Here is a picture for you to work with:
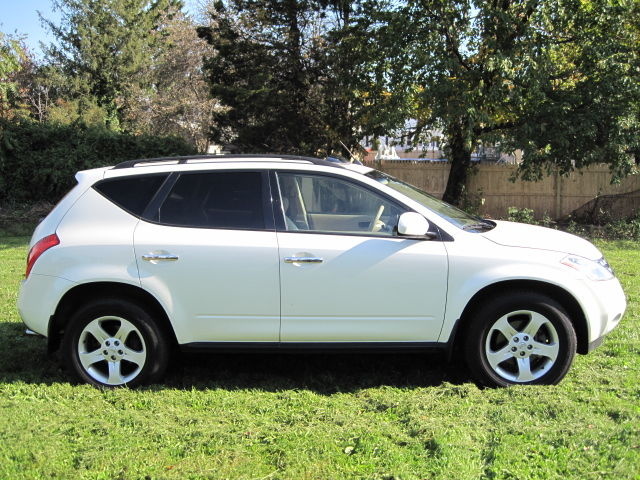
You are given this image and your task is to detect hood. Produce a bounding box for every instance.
[481,220,602,260]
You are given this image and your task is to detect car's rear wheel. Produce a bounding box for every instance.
[464,292,577,387]
[62,299,169,387]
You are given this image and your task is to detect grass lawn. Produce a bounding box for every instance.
[0,235,638,479]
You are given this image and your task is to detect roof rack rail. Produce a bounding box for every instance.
[112,154,338,170]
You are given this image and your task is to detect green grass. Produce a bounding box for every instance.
[0,235,638,480]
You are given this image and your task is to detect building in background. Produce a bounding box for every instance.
[361,121,520,164]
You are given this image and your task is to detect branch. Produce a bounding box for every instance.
[498,0,541,49]
[419,4,472,72]
[473,119,524,135]
[443,27,472,72]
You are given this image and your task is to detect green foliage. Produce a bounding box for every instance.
[42,0,184,129]
[199,0,374,157]
[46,97,110,127]
[200,0,316,154]
[357,0,640,205]
[578,212,640,241]
[564,219,590,238]
[0,34,21,96]
[0,33,28,119]
[459,186,485,216]
[507,206,640,241]
[506,0,640,183]
[11,56,64,123]
[0,237,638,478]
[0,119,195,203]
[507,206,538,225]
[602,215,640,241]
[540,213,555,229]
[6,1,211,144]
[125,10,216,151]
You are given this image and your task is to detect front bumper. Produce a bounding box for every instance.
[580,276,626,345]
[586,336,605,353]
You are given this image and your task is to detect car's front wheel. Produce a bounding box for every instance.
[465,292,577,387]
[62,299,169,387]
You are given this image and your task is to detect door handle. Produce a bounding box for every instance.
[141,253,179,262]
[284,257,324,264]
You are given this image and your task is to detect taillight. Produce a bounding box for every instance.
[25,233,60,278]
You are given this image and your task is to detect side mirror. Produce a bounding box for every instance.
[397,212,433,238]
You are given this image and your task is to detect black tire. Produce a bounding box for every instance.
[62,299,169,388]
[464,291,577,387]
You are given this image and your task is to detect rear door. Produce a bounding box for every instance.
[134,170,281,345]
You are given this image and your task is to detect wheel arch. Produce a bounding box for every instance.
[48,282,177,353]
[452,280,589,356]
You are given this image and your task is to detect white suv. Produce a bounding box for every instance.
[17,155,626,388]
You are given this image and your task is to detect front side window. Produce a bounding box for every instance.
[366,170,494,231]
[277,173,405,235]
[157,171,265,229]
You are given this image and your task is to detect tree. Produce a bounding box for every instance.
[2,35,87,124]
[309,1,409,157]
[361,0,640,205]
[198,0,319,154]
[42,0,184,129]
[0,32,29,119]
[13,57,67,123]
[502,0,640,182]
[198,0,379,157]
[125,10,218,151]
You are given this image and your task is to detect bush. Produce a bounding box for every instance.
[0,119,197,203]
[505,206,640,241]
[460,187,485,216]
[601,214,640,240]
[506,206,538,225]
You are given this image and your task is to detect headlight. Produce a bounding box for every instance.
[560,255,614,281]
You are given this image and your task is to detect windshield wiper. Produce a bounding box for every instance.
[463,221,495,231]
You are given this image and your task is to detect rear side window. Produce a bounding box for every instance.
[94,174,169,217]
[157,171,265,230]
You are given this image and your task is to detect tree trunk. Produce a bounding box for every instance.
[442,120,473,206]
[282,0,306,153]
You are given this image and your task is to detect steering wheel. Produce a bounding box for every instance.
[370,205,385,232]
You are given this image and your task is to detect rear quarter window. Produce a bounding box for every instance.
[94,174,169,217]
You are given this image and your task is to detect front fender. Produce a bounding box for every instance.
[438,250,619,345]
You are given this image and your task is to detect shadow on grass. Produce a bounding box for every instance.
[0,322,67,384]
[164,350,470,393]
[0,322,471,392]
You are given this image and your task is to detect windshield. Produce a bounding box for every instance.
[366,170,491,230]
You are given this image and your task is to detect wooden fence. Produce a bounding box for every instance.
[366,161,640,220]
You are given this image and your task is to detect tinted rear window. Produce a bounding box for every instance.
[94,174,168,216]
[157,171,265,229]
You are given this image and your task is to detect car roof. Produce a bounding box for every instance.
[112,154,346,170]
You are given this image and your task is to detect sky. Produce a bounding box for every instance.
[0,0,202,55]
[0,0,60,53]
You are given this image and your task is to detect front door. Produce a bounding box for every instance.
[275,172,448,343]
